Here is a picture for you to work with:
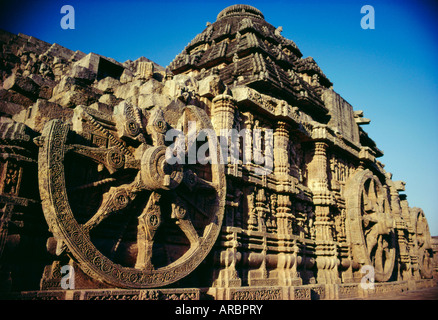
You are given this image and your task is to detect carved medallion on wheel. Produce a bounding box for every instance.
[345,169,396,282]
[37,104,225,288]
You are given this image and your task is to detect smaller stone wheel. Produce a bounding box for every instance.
[346,169,397,282]
[37,104,225,288]
[411,208,433,279]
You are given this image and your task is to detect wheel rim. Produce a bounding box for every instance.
[38,104,225,288]
[412,208,433,279]
[345,169,396,282]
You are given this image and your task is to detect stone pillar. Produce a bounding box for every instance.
[275,243,302,286]
[307,141,339,285]
[276,194,292,236]
[211,93,236,133]
[388,177,411,280]
[213,229,242,288]
[242,112,253,165]
[211,93,237,171]
[307,142,333,239]
[400,195,419,280]
[211,92,241,289]
[255,188,268,232]
[273,121,290,179]
[308,142,329,204]
[264,127,274,176]
[247,190,258,231]
[389,182,402,216]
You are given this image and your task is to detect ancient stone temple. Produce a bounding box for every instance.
[0,4,436,300]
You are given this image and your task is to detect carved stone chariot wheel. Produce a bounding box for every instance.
[412,208,433,279]
[346,169,396,282]
[37,104,225,288]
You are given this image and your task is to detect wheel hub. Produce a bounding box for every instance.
[140,145,183,190]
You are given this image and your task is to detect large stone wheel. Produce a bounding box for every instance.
[345,169,396,282]
[411,208,433,279]
[37,104,225,288]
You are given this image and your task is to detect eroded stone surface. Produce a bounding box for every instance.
[0,4,435,299]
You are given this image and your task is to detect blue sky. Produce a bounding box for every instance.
[1,0,437,235]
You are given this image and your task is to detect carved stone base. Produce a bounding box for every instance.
[1,280,436,300]
[209,279,437,300]
[40,259,112,290]
[1,288,201,300]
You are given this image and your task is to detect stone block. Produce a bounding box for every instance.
[44,43,75,61]
[198,74,225,98]
[50,90,98,109]
[359,146,376,162]
[88,101,114,114]
[38,86,53,100]
[120,68,134,84]
[322,89,360,144]
[50,75,102,106]
[74,53,100,72]
[3,73,40,98]
[0,100,26,117]
[137,93,171,110]
[20,99,74,132]
[27,73,56,88]
[70,64,97,82]
[0,88,34,108]
[139,78,164,95]
[70,50,87,62]
[98,93,122,107]
[289,286,311,300]
[137,61,154,80]
[394,180,406,192]
[52,76,77,96]
[113,80,142,100]
[74,53,124,80]
[94,76,121,94]
[227,287,283,300]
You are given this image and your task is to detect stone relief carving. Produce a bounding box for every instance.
[0,3,435,299]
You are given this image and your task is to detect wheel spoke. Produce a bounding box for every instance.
[171,196,200,248]
[135,192,161,270]
[183,169,217,192]
[177,219,200,248]
[374,235,384,273]
[196,177,217,191]
[110,208,135,259]
[70,177,116,192]
[66,144,126,174]
[83,182,136,232]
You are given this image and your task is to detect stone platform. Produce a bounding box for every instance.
[354,284,438,300]
[1,279,436,300]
